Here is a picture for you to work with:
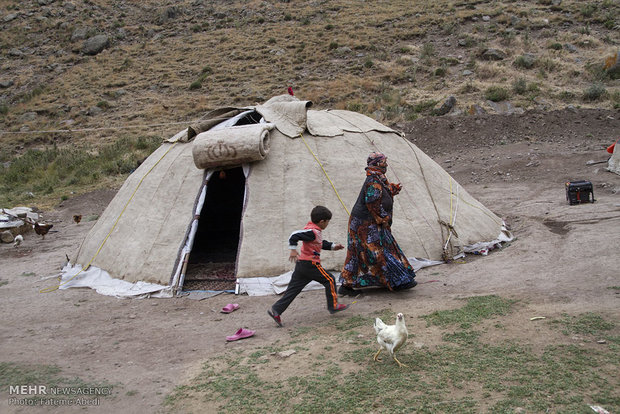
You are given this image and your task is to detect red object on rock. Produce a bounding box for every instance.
[288,86,294,96]
[607,140,617,154]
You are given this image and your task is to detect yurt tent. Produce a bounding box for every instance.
[61,95,512,297]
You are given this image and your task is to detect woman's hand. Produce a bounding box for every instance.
[377,216,391,227]
[391,182,402,195]
[333,243,344,251]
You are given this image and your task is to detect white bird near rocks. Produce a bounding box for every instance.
[13,234,23,247]
[373,313,409,368]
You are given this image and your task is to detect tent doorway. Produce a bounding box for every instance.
[184,167,246,291]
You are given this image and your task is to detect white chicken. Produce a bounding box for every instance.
[373,313,408,368]
[13,234,23,247]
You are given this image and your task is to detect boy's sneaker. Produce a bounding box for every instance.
[329,304,349,314]
[267,309,283,327]
[338,285,361,297]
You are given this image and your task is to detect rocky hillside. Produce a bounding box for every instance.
[0,0,618,205]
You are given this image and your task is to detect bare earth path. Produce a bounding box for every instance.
[1,109,619,413]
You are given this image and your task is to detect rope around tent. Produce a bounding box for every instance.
[40,142,180,293]
[299,132,350,216]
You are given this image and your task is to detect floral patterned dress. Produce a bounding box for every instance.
[340,168,417,290]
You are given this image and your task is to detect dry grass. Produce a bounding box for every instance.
[0,0,618,199]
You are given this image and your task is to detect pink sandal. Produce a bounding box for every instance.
[226,328,255,341]
[221,303,240,314]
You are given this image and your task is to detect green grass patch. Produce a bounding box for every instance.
[0,136,160,207]
[553,312,615,336]
[421,295,515,328]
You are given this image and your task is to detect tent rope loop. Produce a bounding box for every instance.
[438,219,459,239]
[299,132,350,216]
[40,141,180,293]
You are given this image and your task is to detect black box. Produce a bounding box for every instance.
[565,180,594,205]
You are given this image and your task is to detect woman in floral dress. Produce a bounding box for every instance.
[339,152,417,295]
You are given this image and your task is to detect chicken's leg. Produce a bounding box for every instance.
[392,355,407,368]
[373,348,383,362]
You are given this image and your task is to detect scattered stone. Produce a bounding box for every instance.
[468,104,486,115]
[87,106,103,116]
[481,48,506,61]
[81,35,109,55]
[1,230,14,243]
[432,96,456,116]
[0,80,14,88]
[3,13,18,22]
[604,49,620,80]
[563,43,577,53]
[19,112,37,122]
[462,70,473,76]
[276,349,296,358]
[71,27,89,42]
[486,100,524,115]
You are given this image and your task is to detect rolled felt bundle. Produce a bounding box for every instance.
[192,123,274,169]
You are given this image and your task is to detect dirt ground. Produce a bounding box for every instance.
[1,108,619,413]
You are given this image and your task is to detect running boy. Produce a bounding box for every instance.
[268,206,349,327]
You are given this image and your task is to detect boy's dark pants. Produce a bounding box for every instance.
[272,260,339,315]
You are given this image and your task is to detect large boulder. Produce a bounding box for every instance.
[81,35,109,55]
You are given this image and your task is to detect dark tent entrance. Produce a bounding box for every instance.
[183,167,246,291]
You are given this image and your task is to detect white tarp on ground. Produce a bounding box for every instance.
[237,255,448,296]
[59,264,171,298]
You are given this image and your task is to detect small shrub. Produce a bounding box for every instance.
[527,83,540,93]
[513,78,527,95]
[549,42,562,50]
[325,24,334,30]
[346,102,364,112]
[420,43,435,59]
[459,82,478,94]
[580,4,597,18]
[514,55,536,69]
[0,104,7,115]
[329,41,338,50]
[189,80,202,90]
[559,90,576,101]
[611,91,620,109]
[96,100,110,109]
[485,86,510,102]
[582,84,607,101]
[434,67,446,77]
[364,59,374,68]
[413,100,438,113]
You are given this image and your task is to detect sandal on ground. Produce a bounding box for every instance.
[221,303,240,313]
[226,328,255,341]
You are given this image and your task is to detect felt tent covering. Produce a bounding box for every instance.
[68,95,511,296]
